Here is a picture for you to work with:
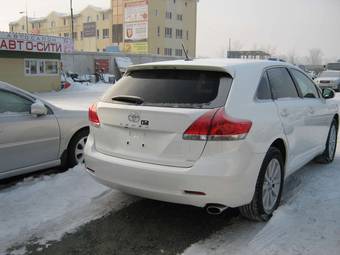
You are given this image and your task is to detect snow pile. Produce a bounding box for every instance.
[0,165,134,255]
[183,144,340,255]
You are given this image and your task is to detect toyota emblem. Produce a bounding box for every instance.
[128,112,140,123]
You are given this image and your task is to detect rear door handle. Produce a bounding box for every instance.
[280,109,289,117]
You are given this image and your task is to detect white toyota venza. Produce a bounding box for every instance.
[85,59,339,221]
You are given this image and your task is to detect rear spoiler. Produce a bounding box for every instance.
[126,64,235,78]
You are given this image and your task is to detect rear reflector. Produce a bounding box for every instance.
[89,103,100,127]
[183,108,252,141]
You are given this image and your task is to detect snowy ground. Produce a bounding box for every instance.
[0,165,135,255]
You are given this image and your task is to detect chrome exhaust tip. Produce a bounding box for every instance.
[205,204,228,215]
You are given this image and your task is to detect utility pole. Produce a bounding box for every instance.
[70,0,74,40]
[19,3,29,34]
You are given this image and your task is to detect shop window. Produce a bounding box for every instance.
[24,59,59,76]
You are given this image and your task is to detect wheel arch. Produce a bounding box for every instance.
[269,138,287,167]
[67,126,90,150]
[334,114,339,128]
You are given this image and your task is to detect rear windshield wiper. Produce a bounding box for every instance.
[112,95,144,105]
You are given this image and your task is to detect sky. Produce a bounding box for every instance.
[0,0,339,61]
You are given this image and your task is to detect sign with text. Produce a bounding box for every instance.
[0,32,74,53]
[83,22,97,38]
[124,0,148,54]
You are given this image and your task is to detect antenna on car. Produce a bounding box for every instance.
[182,43,192,61]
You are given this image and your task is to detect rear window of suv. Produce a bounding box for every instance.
[102,69,232,109]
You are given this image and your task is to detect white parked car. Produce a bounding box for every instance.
[315,70,340,92]
[85,59,339,221]
[0,81,89,180]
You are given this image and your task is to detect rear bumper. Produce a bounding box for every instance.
[84,135,265,208]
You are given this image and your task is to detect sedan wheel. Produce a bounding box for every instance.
[67,129,90,168]
[75,136,88,164]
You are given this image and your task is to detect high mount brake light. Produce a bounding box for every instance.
[183,108,252,141]
[89,103,100,127]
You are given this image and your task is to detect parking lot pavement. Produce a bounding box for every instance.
[1,142,338,255]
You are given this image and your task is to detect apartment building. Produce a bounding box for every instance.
[9,0,197,57]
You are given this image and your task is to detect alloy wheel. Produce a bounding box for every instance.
[262,158,282,214]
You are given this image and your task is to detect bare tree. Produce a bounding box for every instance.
[307,48,323,65]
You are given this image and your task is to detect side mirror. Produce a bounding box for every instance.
[31,101,48,116]
[322,88,335,100]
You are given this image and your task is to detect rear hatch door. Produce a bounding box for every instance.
[94,68,232,167]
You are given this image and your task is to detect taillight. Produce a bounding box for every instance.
[183,108,252,141]
[89,103,100,127]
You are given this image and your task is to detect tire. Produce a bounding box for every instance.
[67,129,89,169]
[239,147,284,222]
[315,119,338,164]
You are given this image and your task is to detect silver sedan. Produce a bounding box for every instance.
[0,81,89,180]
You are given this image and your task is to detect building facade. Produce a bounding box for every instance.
[9,0,197,57]
[0,32,73,92]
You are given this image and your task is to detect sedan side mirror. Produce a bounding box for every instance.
[31,101,48,116]
[322,88,335,100]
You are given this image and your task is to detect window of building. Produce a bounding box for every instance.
[157,48,160,54]
[64,33,70,38]
[24,59,59,76]
[22,25,25,30]
[165,27,172,38]
[112,24,123,43]
[155,9,159,16]
[50,21,55,28]
[175,49,183,57]
[81,31,84,40]
[177,14,183,21]
[164,48,172,56]
[87,16,91,22]
[97,29,100,39]
[11,26,14,32]
[97,15,99,21]
[103,13,109,20]
[165,11,172,19]
[63,18,67,26]
[186,31,189,40]
[176,29,183,39]
[103,28,110,39]
[157,26,161,37]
